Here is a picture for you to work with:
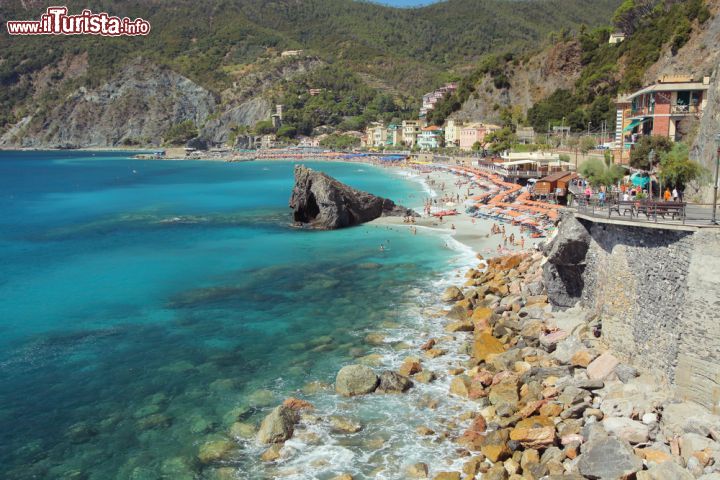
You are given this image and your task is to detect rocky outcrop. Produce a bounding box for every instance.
[256,405,299,444]
[0,59,217,148]
[289,165,415,230]
[200,97,272,145]
[542,211,590,309]
[335,364,379,396]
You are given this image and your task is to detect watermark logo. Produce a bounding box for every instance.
[6,6,151,36]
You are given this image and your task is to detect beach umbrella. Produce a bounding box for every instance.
[630,172,650,187]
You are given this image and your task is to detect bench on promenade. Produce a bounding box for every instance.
[609,200,637,217]
[634,201,686,222]
[647,201,686,221]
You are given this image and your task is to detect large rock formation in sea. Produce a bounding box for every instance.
[289,165,416,230]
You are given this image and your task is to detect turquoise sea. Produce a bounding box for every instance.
[0,151,473,480]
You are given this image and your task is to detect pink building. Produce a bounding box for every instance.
[459,123,500,151]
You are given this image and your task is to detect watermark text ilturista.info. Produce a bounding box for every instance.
[6,6,151,36]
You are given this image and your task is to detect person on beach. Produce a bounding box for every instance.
[451,223,456,230]
[497,244,502,252]
[520,236,525,249]
[501,225,506,235]
[509,233,515,244]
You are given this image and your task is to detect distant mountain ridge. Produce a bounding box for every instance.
[0,0,623,147]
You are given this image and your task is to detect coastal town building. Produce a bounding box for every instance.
[362,122,404,148]
[280,50,304,57]
[419,83,457,117]
[459,123,501,151]
[479,151,575,181]
[401,120,423,147]
[271,104,284,129]
[417,126,443,150]
[387,123,402,146]
[608,32,626,44]
[444,120,463,147]
[517,126,536,144]
[613,75,710,163]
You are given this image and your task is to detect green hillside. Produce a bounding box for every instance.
[0,0,622,137]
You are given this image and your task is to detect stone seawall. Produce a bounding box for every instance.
[544,212,720,413]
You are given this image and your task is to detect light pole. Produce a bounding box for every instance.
[648,149,655,199]
[712,133,720,224]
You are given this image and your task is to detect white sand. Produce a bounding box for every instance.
[373,168,538,258]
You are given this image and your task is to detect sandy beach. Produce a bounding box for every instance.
[373,167,534,257]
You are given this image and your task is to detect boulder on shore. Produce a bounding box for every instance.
[335,364,379,396]
[376,370,413,393]
[289,165,416,229]
[577,436,643,479]
[256,406,299,444]
[542,211,590,308]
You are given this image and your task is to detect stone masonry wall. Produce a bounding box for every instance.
[580,220,693,382]
[561,215,720,412]
[675,230,720,413]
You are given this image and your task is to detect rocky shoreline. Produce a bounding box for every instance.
[230,234,720,480]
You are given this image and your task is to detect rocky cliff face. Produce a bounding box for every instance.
[289,165,415,230]
[542,211,591,309]
[0,60,217,148]
[452,41,583,123]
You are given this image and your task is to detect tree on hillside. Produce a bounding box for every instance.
[613,0,656,35]
[164,120,198,146]
[253,120,276,135]
[485,127,516,154]
[629,135,673,170]
[658,142,707,189]
[580,157,625,187]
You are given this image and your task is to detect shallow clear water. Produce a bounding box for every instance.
[0,151,471,480]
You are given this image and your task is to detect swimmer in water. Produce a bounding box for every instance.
[380,244,385,252]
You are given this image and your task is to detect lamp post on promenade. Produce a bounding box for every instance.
[648,149,655,199]
[712,133,720,225]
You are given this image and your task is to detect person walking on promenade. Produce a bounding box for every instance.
[664,188,672,202]
[672,187,679,202]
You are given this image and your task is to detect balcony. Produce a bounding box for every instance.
[670,104,701,115]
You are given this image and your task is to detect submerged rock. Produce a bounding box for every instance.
[289,165,415,229]
[335,364,379,396]
[330,415,363,433]
[198,439,236,464]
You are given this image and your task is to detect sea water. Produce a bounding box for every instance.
[0,151,481,480]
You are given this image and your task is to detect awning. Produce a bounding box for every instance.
[500,160,538,167]
[623,120,641,132]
